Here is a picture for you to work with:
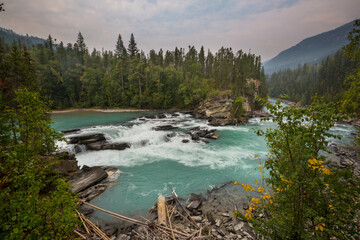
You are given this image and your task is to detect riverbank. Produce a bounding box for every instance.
[51,108,153,114]
[73,139,360,239]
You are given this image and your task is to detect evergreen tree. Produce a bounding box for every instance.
[127,33,139,58]
[199,46,205,74]
[115,34,127,59]
[47,34,54,58]
[76,31,87,54]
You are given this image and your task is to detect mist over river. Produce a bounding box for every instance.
[52,108,356,220]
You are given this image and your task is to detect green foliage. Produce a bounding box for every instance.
[0,89,79,239]
[231,96,246,118]
[344,19,360,62]
[341,69,360,116]
[268,50,358,105]
[0,32,267,110]
[341,19,360,117]
[250,98,360,239]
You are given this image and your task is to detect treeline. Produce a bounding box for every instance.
[268,50,358,105]
[0,32,266,110]
[0,27,46,50]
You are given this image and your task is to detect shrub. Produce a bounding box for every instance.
[238,98,360,239]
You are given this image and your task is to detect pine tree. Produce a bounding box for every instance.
[47,34,54,58]
[199,46,205,74]
[76,32,87,54]
[128,33,139,58]
[115,34,127,59]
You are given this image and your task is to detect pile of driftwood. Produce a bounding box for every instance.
[75,190,207,240]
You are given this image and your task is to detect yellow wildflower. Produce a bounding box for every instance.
[258,186,265,194]
[251,197,260,205]
[254,154,258,158]
[315,223,325,231]
[321,168,331,175]
[234,181,238,185]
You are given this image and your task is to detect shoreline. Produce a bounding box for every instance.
[51,108,155,114]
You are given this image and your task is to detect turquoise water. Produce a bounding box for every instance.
[52,109,355,220]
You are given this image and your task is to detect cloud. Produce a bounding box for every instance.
[1,0,359,60]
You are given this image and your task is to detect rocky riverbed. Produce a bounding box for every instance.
[51,109,359,239]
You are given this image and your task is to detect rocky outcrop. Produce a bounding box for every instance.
[68,133,106,144]
[61,128,81,134]
[194,85,265,126]
[70,166,108,193]
[153,125,178,131]
[195,91,233,120]
[63,132,131,153]
[51,152,80,176]
[87,142,131,151]
[189,128,220,140]
[248,110,272,118]
[327,143,360,177]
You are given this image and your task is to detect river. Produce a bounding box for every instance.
[51,108,355,220]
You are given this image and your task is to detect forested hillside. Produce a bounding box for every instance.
[0,27,46,49]
[0,32,266,110]
[268,49,358,105]
[264,20,354,75]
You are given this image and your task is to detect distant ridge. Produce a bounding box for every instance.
[0,27,46,48]
[263,20,356,75]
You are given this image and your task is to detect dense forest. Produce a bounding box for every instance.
[0,32,266,110]
[0,27,46,49]
[268,49,359,105]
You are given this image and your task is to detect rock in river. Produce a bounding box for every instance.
[68,133,106,144]
[70,166,108,193]
[153,125,178,131]
[87,142,131,151]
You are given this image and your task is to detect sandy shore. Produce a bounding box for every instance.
[51,108,153,114]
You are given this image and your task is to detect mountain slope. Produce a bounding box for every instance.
[0,27,46,48]
[263,20,355,75]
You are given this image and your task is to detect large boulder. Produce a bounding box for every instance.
[70,166,108,193]
[79,184,107,201]
[195,91,233,119]
[61,128,81,134]
[153,125,178,131]
[68,133,106,144]
[51,153,80,176]
[87,142,131,151]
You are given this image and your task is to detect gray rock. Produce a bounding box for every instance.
[144,114,156,119]
[68,133,106,144]
[187,200,202,210]
[61,128,81,134]
[52,153,79,175]
[53,159,79,175]
[154,125,178,131]
[100,223,118,236]
[234,222,245,232]
[206,212,216,225]
[191,133,200,141]
[167,132,176,138]
[87,142,131,151]
[157,113,166,119]
[190,126,200,131]
[70,166,108,193]
[116,234,130,240]
[79,205,94,216]
[188,193,205,202]
[79,184,107,201]
[192,216,203,222]
[216,218,222,227]
[182,139,190,143]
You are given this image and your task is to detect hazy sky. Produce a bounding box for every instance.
[1,0,359,60]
